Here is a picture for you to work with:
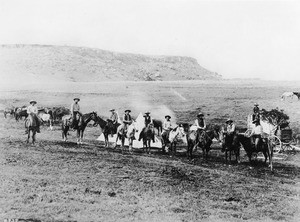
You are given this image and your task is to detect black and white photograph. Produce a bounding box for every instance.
[0,0,300,221]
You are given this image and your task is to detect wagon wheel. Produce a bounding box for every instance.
[268,135,282,152]
[244,129,252,137]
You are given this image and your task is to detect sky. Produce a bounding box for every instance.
[0,0,300,80]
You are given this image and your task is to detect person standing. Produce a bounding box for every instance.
[26,100,40,133]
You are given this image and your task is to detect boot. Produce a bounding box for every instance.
[37,127,40,133]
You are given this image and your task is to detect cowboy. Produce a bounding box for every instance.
[26,100,41,133]
[139,112,155,143]
[122,109,132,132]
[224,118,236,150]
[194,112,206,131]
[144,111,153,127]
[250,118,263,151]
[162,115,173,133]
[253,103,260,121]
[109,109,119,124]
[70,98,81,129]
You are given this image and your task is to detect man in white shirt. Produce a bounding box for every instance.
[250,119,263,150]
[70,98,81,129]
[26,100,40,133]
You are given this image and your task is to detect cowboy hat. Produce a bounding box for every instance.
[73,98,80,101]
[110,109,115,112]
[165,115,171,119]
[226,118,233,123]
[29,100,37,104]
[145,111,150,114]
[197,112,204,117]
[125,109,131,113]
[254,103,259,106]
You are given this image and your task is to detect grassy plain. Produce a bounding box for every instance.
[0,80,300,222]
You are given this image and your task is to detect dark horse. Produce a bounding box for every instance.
[94,116,120,148]
[62,112,98,144]
[234,134,274,170]
[220,131,241,163]
[139,123,155,154]
[25,114,39,144]
[186,127,220,159]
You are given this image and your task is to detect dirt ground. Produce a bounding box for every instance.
[0,80,300,222]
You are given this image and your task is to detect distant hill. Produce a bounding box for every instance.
[0,44,221,83]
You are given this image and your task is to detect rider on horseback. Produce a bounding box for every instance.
[144,111,153,127]
[122,109,132,132]
[26,100,41,133]
[70,98,82,129]
[194,112,206,132]
[222,118,236,152]
[252,103,260,122]
[139,112,155,143]
[109,109,119,136]
[250,118,263,151]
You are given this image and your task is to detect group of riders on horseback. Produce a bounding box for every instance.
[23,98,270,162]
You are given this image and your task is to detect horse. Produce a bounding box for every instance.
[186,126,220,159]
[24,114,39,144]
[61,112,98,144]
[115,121,139,153]
[4,107,15,118]
[38,109,53,130]
[139,123,155,154]
[94,116,120,147]
[234,134,274,170]
[152,119,162,135]
[281,92,297,101]
[219,129,241,163]
[161,125,186,156]
[15,107,28,121]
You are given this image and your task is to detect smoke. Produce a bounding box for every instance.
[129,90,176,122]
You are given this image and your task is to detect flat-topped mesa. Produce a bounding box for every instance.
[0,44,222,82]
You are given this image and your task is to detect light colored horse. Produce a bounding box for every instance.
[281,92,296,100]
[38,112,53,130]
[116,121,139,153]
[126,121,139,153]
[166,125,186,155]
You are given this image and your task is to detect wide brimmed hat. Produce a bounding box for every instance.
[74,98,80,101]
[165,115,171,119]
[254,103,259,106]
[125,109,131,113]
[197,112,204,117]
[226,118,233,123]
[145,111,150,114]
[29,100,37,104]
[110,109,115,112]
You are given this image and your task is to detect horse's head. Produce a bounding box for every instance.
[90,112,98,126]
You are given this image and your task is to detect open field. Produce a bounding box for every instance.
[0,80,300,221]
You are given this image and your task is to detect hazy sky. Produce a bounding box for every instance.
[0,0,300,80]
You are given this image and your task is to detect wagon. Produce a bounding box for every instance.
[246,114,294,152]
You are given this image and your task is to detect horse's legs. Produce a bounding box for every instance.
[236,147,241,163]
[27,129,30,143]
[32,131,36,144]
[76,130,80,144]
[147,139,151,154]
[80,130,83,144]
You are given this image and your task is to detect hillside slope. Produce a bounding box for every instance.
[0,44,221,83]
